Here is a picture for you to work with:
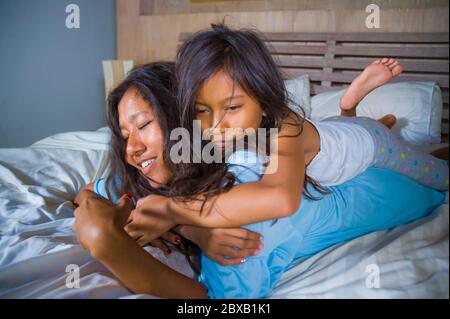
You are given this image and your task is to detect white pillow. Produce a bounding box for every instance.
[310,81,443,145]
[285,74,311,118]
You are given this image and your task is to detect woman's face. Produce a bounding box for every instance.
[194,70,265,149]
[118,88,172,188]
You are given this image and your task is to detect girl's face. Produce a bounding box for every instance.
[118,88,172,188]
[194,70,266,149]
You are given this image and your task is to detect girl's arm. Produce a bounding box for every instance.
[171,226,262,266]
[73,190,207,298]
[167,113,305,228]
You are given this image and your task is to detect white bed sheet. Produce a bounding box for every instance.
[0,129,448,298]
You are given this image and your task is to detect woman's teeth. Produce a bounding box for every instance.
[141,159,155,168]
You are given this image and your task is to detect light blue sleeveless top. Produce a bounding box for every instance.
[93,151,445,299]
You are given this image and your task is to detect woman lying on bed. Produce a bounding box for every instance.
[72,62,446,298]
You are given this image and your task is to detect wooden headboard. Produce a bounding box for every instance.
[179,32,449,143]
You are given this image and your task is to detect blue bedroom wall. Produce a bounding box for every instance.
[0,0,116,148]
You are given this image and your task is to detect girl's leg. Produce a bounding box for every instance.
[343,112,397,129]
[430,147,449,161]
[339,58,403,129]
[340,58,403,113]
[332,116,449,191]
[375,114,397,129]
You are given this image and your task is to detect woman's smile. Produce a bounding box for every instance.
[138,156,157,175]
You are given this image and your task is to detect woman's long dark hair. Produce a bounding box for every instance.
[105,62,180,200]
[105,62,203,272]
[173,23,329,200]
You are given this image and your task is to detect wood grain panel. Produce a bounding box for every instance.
[118,0,449,63]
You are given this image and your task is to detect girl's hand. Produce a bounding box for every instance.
[73,192,133,257]
[138,231,183,257]
[175,225,264,266]
[125,195,177,246]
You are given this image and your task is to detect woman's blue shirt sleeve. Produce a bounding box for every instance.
[92,176,122,204]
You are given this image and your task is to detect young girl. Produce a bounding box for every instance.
[129,23,448,234]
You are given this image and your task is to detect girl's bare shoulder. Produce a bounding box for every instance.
[279,111,320,162]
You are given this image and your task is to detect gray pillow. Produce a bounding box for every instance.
[285,74,311,118]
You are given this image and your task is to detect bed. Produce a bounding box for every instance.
[0,32,448,298]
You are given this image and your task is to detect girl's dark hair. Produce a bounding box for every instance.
[174,23,329,200]
[105,62,180,199]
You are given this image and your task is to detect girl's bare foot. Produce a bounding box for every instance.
[430,147,449,161]
[377,114,397,129]
[340,58,403,112]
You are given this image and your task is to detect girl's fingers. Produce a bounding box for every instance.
[212,255,247,266]
[160,231,182,245]
[219,246,261,259]
[127,230,142,241]
[221,235,263,250]
[124,223,136,233]
[149,239,172,255]
[224,228,262,241]
[133,235,144,246]
[240,239,264,250]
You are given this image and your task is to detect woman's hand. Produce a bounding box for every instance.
[175,225,264,266]
[73,184,99,207]
[72,192,133,257]
[73,192,207,298]
[125,194,177,247]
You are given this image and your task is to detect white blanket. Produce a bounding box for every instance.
[0,129,448,298]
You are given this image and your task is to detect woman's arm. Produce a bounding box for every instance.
[72,192,207,299]
[92,228,207,298]
[166,113,305,228]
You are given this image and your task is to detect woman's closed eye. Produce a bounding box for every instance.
[225,105,242,112]
[195,108,209,115]
[121,120,152,140]
[138,121,152,130]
